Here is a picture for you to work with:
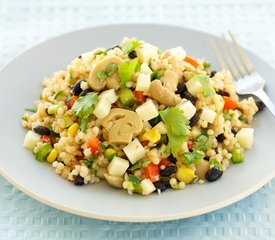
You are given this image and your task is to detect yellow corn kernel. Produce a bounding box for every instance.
[105,148,116,156]
[68,123,79,137]
[141,129,161,144]
[47,149,58,163]
[176,166,195,184]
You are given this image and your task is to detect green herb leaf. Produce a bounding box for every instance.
[72,92,98,132]
[160,107,190,156]
[96,71,108,80]
[193,132,213,152]
[118,59,138,88]
[25,108,37,113]
[180,150,204,165]
[105,63,118,77]
[121,38,141,54]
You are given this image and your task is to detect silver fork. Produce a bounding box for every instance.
[209,32,275,118]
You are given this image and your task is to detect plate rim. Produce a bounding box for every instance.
[0,23,274,222]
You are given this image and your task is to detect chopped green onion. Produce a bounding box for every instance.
[96,71,108,80]
[25,108,37,113]
[105,63,118,77]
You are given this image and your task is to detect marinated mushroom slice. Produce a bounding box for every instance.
[88,56,123,91]
[100,108,143,144]
[106,72,120,90]
[162,70,178,93]
[195,159,210,180]
[104,173,124,188]
[149,80,181,107]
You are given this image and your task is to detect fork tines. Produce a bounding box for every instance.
[209,31,254,80]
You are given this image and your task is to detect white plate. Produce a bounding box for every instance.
[0,24,274,222]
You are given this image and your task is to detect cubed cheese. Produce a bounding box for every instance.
[136,43,159,64]
[23,130,41,150]
[93,98,111,119]
[108,156,129,176]
[123,138,146,164]
[135,99,159,122]
[153,121,167,134]
[200,108,217,124]
[186,77,203,96]
[141,179,156,195]
[99,89,118,104]
[177,99,196,119]
[236,128,254,149]
[135,73,151,92]
[140,63,153,74]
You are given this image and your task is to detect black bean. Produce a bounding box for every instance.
[256,101,265,112]
[79,88,93,97]
[71,80,85,96]
[153,182,166,192]
[180,91,196,105]
[189,113,199,127]
[232,129,238,135]
[205,168,223,182]
[128,50,137,59]
[167,155,177,163]
[74,175,84,186]
[107,45,120,51]
[160,165,178,177]
[216,89,230,97]
[216,134,226,143]
[148,115,162,127]
[210,71,217,78]
[176,83,187,94]
[78,55,82,59]
[33,125,51,135]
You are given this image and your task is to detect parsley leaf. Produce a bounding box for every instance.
[160,107,190,156]
[180,150,205,165]
[193,132,213,152]
[121,38,141,54]
[192,75,215,97]
[72,92,98,132]
[118,59,138,88]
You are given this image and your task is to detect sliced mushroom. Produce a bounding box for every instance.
[162,70,178,92]
[149,80,181,107]
[88,56,123,91]
[106,72,120,90]
[195,159,210,180]
[100,108,143,144]
[104,173,124,188]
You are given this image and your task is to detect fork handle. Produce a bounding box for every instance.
[254,89,275,118]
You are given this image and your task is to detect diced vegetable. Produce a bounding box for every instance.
[99,89,118,104]
[222,96,238,110]
[200,108,217,124]
[186,76,203,96]
[179,150,204,165]
[118,88,135,107]
[140,63,152,74]
[158,158,173,167]
[104,148,116,161]
[104,173,124,189]
[46,105,60,115]
[136,43,159,64]
[143,163,160,182]
[68,123,79,137]
[141,129,161,144]
[93,97,112,119]
[193,133,213,151]
[121,38,141,54]
[176,100,196,120]
[134,91,146,104]
[195,159,210,180]
[108,156,129,176]
[66,96,79,109]
[140,179,156,195]
[184,56,199,67]
[47,149,58,163]
[135,73,151,92]
[153,121,167,135]
[186,75,214,97]
[123,138,146,164]
[235,128,254,149]
[231,148,244,163]
[35,143,53,162]
[87,137,102,155]
[169,46,187,59]
[127,175,143,194]
[135,99,159,122]
[41,135,51,143]
[23,131,41,150]
[176,166,196,184]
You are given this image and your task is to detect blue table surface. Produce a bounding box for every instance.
[0,0,274,239]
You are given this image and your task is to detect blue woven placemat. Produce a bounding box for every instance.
[0,0,275,239]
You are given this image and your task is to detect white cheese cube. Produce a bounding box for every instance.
[186,77,203,96]
[135,99,159,122]
[123,138,146,164]
[136,43,159,64]
[135,73,151,92]
[177,99,196,120]
[153,121,167,134]
[93,98,111,120]
[140,63,153,74]
[141,179,156,195]
[108,156,129,176]
[23,130,41,150]
[200,108,217,124]
[236,128,254,149]
[169,46,187,59]
[99,89,118,104]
